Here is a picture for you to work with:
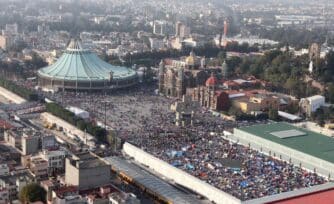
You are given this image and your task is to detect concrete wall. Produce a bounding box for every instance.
[22,137,39,155]
[0,86,26,104]
[40,112,95,146]
[123,142,241,204]
[65,158,110,190]
[64,158,79,188]
[231,129,334,178]
[78,165,110,190]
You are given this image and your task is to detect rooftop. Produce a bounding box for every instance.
[306,95,325,102]
[104,157,205,204]
[236,122,334,163]
[72,152,108,169]
[38,39,137,81]
[272,188,334,204]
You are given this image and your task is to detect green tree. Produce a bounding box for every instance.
[268,108,279,121]
[19,183,46,204]
[284,77,298,95]
[328,84,334,104]
[217,51,226,63]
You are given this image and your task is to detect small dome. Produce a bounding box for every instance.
[205,74,218,87]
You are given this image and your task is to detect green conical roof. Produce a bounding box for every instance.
[38,39,136,81]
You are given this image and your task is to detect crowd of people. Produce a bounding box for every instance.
[139,132,326,200]
[43,86,326,201]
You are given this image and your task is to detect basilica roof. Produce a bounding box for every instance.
[38,39,136,81]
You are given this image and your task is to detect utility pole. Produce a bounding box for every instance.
[104,100,107,131]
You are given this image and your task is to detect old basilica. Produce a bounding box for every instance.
[158,51,230,111]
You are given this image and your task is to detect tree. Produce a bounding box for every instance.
[19,183,46,204]
[217,51,226,63]
[311,108,326,127]
[45,103,107,142]
[328,84,334,104]
[226,56,242,75]
[284,78,298,95]
[0,78,38,101]
[268,108,279,121]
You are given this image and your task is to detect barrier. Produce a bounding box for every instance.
[0,86,26,104]
[123,142,241,204]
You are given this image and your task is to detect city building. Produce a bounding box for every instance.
[15,176,29,195]
[41,135,57,150]
[170,37,183,50]
[232,93,280,113]
[179,25,191,39]
[0,178,16,202]
[4,23,18,35]
[309,43,321,62]
[65,152,110,190]
[40,179,60,203]
[214,35,278,47]
[22,133,40,155]
[153,21,165,35]
[175,21,191,38]
[175,21,182,37]
[40,150,67,176]
[0,164,9,177]
[0,187,9,204]
[4,130,22,149]
[30,157,48,181]
[37,39,138,91]
[149,38,165,51]
[0,35,12,50]
[51,186,86,204]
[299,95,325,116]
[109,192,140,204]
[223,20,228,37]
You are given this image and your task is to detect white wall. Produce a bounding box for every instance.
[40,112,95,146]
[123,142,241,204]
[0,86,26,104]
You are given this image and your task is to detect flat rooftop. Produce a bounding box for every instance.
[104,157,206,204]
[236,122,334,163]
[73,152,108,169]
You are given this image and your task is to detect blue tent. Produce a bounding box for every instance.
[186,164,195,170]
[240,181,248,188]
[172,161,182,167]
